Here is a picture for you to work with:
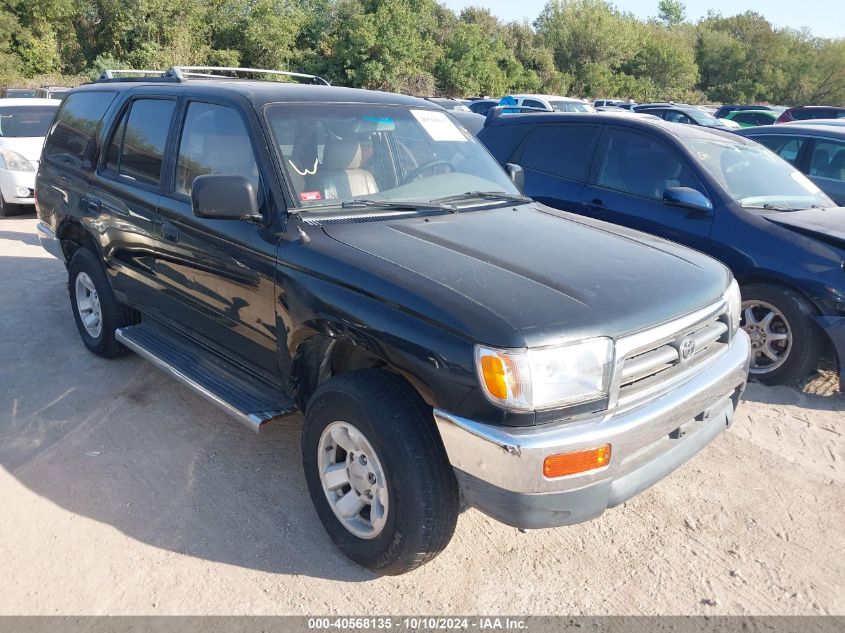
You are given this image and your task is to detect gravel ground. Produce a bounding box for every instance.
[0,214,843,615]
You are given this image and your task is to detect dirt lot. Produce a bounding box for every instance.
[0,214,843,615]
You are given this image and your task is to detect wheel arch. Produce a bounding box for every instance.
[56,218,101,264]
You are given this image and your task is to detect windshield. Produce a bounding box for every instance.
[688,137,834,210]
[0,106,58,137]
[549,100,591,113]
[265,103,519,209]
[685,109,721,126]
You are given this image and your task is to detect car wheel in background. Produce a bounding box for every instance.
[740,283,820,385]
[302,369,459,575]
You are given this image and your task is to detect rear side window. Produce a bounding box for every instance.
[175,102,260,196]
[477,124,533,163]
[44,91,116,169]
[522,99,545,110]
[754,135,806,166]
[809,140,845,181]
[519,125,598,182]
[118,99,175,186]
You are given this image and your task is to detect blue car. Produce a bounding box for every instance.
[478,112,845,387]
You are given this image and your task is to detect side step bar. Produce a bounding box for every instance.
[116,322,296,433]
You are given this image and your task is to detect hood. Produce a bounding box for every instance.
[321,204,730,347]
[763,207,845,246]
[0,137,45,163]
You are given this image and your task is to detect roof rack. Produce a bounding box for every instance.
[165,66,330,86]
[99,69,166,80]
[483,104,553,126]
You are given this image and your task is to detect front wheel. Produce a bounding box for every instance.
[302,369,459,575]
[740,283,820,385]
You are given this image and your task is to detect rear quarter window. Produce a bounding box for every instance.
[44,91,117,170]
[477,124,533,164]
[519,125,599,181]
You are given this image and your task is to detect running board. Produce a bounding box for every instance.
[116,322,296,433]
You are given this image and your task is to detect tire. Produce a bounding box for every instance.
[68,247,132,357]
[740,283,820,385]
[0,195,11,217]
[302,369,459,575]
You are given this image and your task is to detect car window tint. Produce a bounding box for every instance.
[176,102,259,196]
[734,113,754,125]
[117,99,175,186]
[522,99,545,110]
[44,91,116,169]
[594,128,703,199]
[520,125,598,182]
[104,107,128,173]
[809,140,845,181]
[754,135,805,166]
[663,110,690,124]
[477,124,533,163]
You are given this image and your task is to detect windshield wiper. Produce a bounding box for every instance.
[339,199,456,212]
[431,191,533,205]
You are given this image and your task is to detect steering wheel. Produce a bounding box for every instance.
[401,160,455,185]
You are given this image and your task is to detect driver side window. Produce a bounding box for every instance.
[593,128,704,200]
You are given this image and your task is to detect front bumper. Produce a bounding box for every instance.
[36,221,64,260]
[0,168,35,205]
[815,315,845,391]
[434,330,751,529]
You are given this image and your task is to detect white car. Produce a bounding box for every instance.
[502,94,596,113]
[0,98,61,216]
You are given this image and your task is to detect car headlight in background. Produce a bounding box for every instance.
[0,149,35,172]
[725,278,741,335]
[476,338,614,411]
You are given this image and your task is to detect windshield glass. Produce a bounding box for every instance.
[0,105,58,137]
[265,103,519,209]
[685,109,721,126]
[687,136,834,210]
[549,100,590,112]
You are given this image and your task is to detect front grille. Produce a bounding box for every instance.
[616,306,730,405]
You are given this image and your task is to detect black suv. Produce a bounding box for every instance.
[36,67,750,574]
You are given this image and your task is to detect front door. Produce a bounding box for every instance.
[153,98,281,377]
[580,126,714,253]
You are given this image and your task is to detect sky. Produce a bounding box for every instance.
[440,0,845,39]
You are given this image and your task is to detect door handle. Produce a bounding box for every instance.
[586,198,605,211]
[161,223,179,243]
[81,197,100,215]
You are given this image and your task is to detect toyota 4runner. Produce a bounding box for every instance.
[35,67,751,575]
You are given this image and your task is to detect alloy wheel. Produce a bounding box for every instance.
[74,271,103,339]
[741,300,792,374]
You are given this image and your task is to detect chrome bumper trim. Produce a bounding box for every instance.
[434,330,750,495]
[36,221,63,260]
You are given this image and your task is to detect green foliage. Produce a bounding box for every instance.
[0,0,843,107]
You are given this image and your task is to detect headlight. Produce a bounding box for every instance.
[0,149,35,172]
[476,338,614,411]
[725,278,741,335]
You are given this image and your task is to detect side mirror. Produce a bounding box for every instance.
[505,163,525,193]
[663,186,713,213]
[191,174,261,220]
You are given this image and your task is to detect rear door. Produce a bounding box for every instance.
[153,96,282,377]
[806,137,845,205]
[580,126,714,252]
[513,123,600,213]
[88,94,176,308]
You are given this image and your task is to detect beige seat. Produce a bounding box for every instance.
[320,139,378,199]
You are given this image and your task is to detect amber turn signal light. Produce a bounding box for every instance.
[480,354,508,400]
[543,445,611,478]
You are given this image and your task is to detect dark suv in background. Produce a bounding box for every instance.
[36,67,749,574]
[479,112,845,388]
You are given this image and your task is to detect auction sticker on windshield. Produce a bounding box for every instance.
[411,109,467,142]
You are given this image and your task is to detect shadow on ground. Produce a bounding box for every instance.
[0,252,372,582]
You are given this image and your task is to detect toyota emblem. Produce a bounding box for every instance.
[679,337,696,362]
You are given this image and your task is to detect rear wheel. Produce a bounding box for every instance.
[302,369,459,575]
[740,283,820,385]
[68,247,132,357]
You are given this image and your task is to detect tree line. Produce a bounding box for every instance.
[1,0,843,105]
